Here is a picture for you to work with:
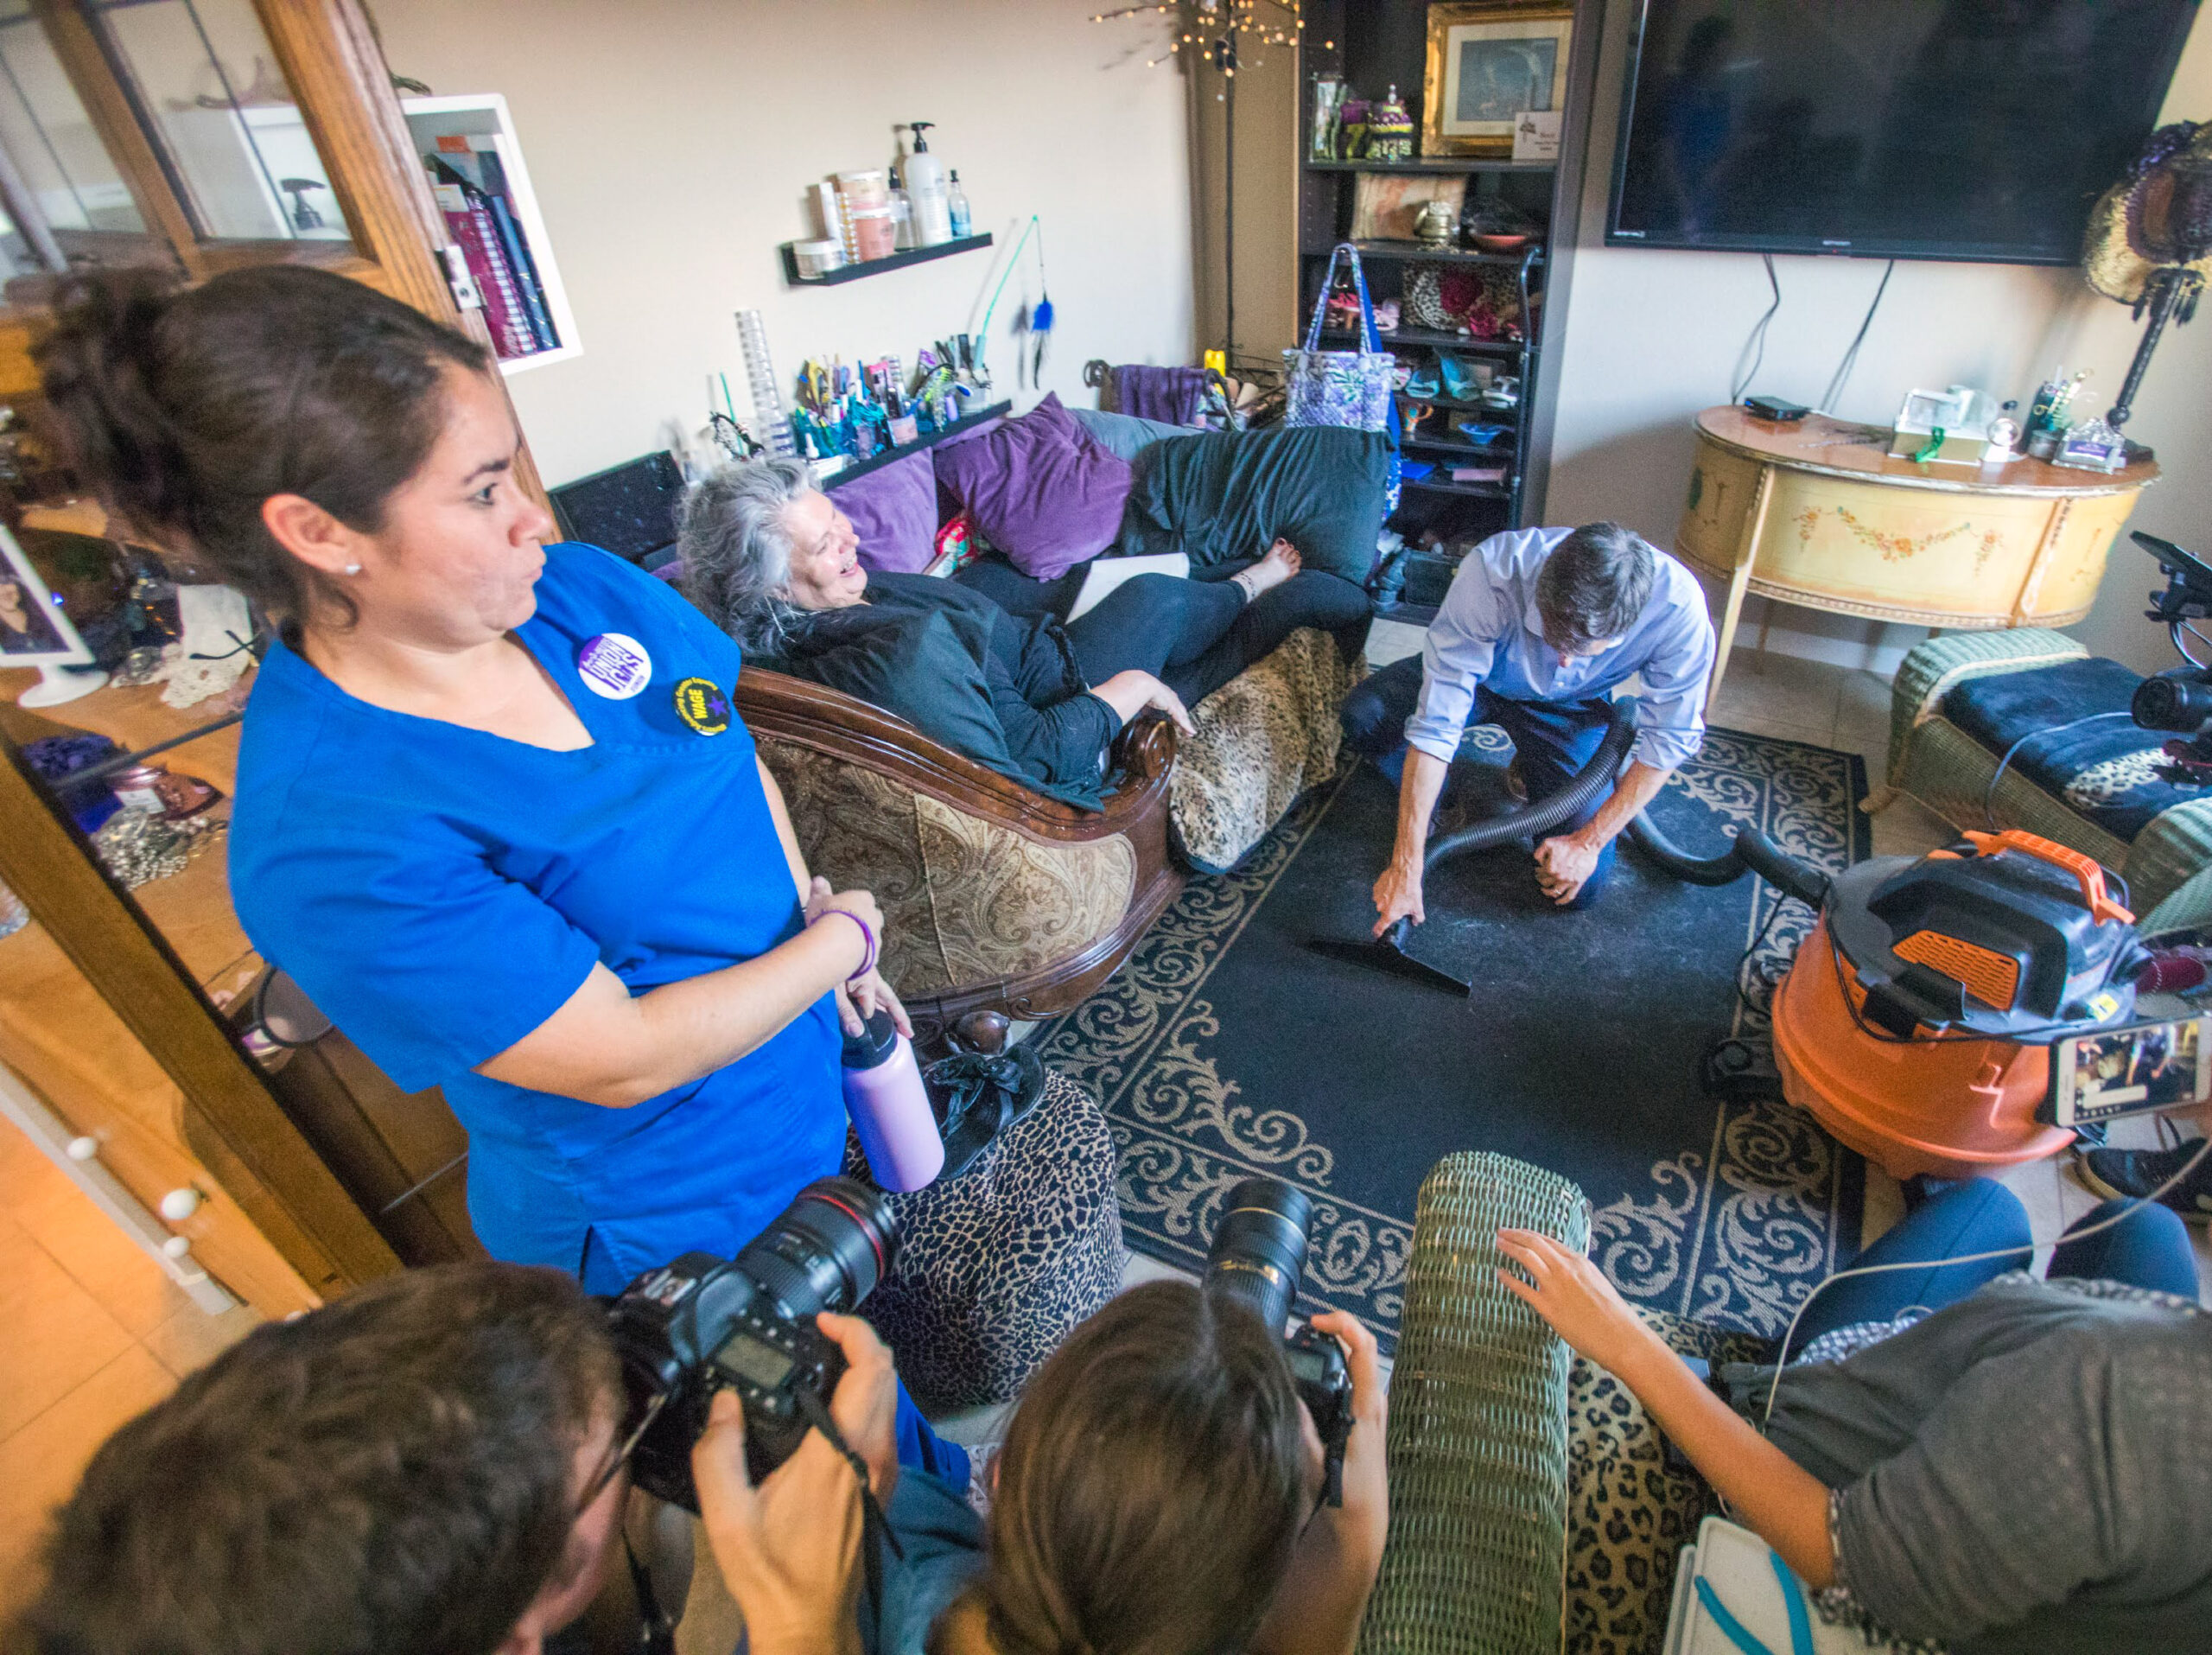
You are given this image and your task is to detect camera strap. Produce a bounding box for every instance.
[620,1533,677,1655]
[792,1382,906,1622]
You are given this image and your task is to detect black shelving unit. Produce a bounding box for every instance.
[779,232,993,288]
[1306,157,1555,175]
[1299,0,1603,623]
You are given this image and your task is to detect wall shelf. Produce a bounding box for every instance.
[817,399,1011,487]
[780,232,994,288]
[401,94,582,378]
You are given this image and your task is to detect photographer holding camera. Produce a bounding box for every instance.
[932,1181,1392,1655]
[10,1178,984,1655]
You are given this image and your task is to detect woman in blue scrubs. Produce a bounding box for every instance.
[37,266,965,1485]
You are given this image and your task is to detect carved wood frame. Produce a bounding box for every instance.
[734,666,1187,1023]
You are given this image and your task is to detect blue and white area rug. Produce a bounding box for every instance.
[1035,728,1869,1351]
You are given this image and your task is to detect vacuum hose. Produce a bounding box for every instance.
[1387,698,1831,949]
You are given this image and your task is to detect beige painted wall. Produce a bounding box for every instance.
[1545,2,2212,677]
[1189,32,1300,361]
[366,0,1199,487]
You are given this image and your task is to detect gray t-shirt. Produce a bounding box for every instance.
[1753,1275,2210,1655]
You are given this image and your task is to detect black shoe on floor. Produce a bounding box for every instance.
[2074,1137,2212,1225]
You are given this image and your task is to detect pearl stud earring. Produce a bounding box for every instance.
[344,562,362,575]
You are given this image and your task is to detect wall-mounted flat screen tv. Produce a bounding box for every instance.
[1607,0,2199,264]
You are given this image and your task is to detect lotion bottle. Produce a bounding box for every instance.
[904,121,953,246]
[947,169,971,239]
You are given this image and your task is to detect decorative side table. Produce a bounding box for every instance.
[1676,407,2158,713]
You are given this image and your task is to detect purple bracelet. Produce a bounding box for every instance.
[814,907,879,983]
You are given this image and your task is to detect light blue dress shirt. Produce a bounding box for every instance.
[1406,526,1718,773]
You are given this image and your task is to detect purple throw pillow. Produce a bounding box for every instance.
[932,392,1133,580]
[830,449,941,575]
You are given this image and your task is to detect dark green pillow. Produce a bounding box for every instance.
[1117,426,1392,582]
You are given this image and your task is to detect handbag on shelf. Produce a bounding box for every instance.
[1285,241,1402,509]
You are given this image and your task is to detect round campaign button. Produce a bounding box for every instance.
[576,633,651,699]
[673,676,731,735]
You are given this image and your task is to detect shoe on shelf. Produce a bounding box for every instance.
[2074,1136,2212,1224]
[1451,417,1511,447]
[1404,366,1440,399]
[1438,354,1481,401]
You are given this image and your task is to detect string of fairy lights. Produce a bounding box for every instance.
[1090,0,1332,74]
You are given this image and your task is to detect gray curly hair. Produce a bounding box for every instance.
[677,455,817,653]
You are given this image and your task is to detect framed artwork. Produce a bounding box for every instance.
[1422,3,1574,157]
[0,525,92,668]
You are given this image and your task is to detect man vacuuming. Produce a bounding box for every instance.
[1343,523,1717,923]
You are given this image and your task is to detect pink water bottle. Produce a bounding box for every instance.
[842,1009,944,1192]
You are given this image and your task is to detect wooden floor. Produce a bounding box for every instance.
[0,1114,260,1614]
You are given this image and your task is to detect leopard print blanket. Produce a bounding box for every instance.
[846,1067,1127,1416]
[1565,1309,1779,1655]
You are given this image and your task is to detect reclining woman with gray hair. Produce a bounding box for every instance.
[677,456,1367,807]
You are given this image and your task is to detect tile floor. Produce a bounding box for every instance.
[0,1115,262,1614]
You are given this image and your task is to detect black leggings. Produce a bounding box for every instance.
[963,557,1374,709]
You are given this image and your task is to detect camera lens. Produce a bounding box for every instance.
[2134,672,2212,732]
[1203,1177,1313,1334]
[735,1175,899,1324]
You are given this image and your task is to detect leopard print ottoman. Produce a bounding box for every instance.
[845,1067,1127,1416]
[1563,1309,1779,1655]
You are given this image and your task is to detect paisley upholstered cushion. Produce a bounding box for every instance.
[755,738,1135,996]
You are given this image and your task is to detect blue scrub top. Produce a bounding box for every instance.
[231,542,844,1292]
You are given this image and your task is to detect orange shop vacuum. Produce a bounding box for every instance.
[1769,829,2153,1180]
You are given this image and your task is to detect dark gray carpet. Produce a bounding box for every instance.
[1036,725,1870,1349]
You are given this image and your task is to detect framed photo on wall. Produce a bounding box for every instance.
[1422,3,1573,157]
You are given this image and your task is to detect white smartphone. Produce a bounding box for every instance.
[2050,1015,2212,1128]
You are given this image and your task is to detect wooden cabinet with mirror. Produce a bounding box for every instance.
[0,0,540,1314]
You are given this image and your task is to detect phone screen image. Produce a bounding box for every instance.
[2056,1017,2210,1125]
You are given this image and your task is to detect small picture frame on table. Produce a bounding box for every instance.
[1,522,106,706]
[1422,2,1573,158]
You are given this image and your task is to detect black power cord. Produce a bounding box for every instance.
[1820,259,1895,413]
[1729,255,1781,404]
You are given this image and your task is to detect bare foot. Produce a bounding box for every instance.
[1236,538,1303,602]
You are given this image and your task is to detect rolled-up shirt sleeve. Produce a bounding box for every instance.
[1625,590,1715,773]
[1403,574,1504,764]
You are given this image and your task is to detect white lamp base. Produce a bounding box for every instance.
[16,662,110,708]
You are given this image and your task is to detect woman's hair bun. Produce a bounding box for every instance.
[31,264,489,627]
[36,271,197,546]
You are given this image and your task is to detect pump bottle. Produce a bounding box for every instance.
[946,169,971,239]
[904,121,953,246]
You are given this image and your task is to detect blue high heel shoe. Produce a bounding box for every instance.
[1438,354,1481,402]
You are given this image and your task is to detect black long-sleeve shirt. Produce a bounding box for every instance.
[766,572,1118,808]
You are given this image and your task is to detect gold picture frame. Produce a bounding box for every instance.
[1421,3,1573,157]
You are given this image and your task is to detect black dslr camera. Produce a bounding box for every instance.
[1203,1177,1357,1506]
[2134,532,2212,784]
[604,1176,899,1511]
